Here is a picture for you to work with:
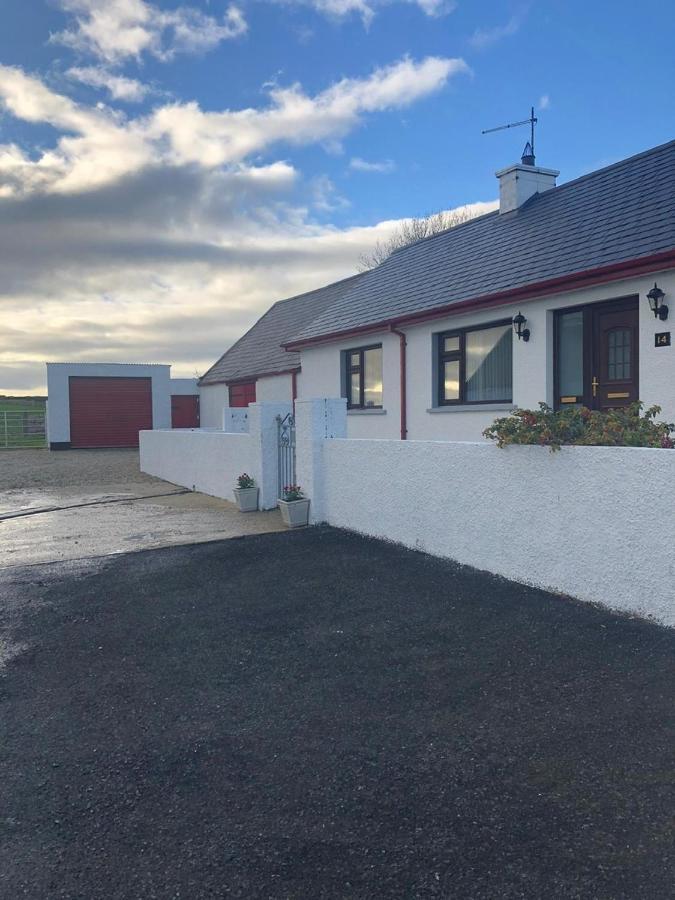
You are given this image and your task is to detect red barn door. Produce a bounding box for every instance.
[171,395,200,428]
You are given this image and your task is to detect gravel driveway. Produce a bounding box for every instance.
[1,527,672,899]
[0,448,159,491]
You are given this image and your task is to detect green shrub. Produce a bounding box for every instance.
[483,402,674,452]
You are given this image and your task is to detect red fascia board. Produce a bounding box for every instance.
[200,367,301,387]
[283,249,675,350]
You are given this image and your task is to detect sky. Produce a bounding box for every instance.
[1,1,674,394]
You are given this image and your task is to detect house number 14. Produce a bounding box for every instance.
[655,332,671,347]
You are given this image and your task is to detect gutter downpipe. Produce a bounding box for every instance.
[389,326,407,440]
[291,370,298,406]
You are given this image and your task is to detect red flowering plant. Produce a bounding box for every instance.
[236,473,256,489]
[483,402,674,452]
[282,484,304,501]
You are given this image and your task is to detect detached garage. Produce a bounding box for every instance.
[46,363,173,450]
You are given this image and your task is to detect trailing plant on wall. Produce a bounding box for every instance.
[483,402,675,452]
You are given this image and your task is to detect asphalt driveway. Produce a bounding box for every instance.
[1,528,673,899]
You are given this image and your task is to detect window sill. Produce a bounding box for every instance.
[347,408,387,416]
[426,403,515,414]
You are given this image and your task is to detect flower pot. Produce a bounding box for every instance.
[278,498,310,528]
[234,487,259,512]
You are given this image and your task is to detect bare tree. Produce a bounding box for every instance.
[358,207,479,272]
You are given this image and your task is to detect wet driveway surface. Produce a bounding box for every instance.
[0,449,283,567]
[0,527,673,899]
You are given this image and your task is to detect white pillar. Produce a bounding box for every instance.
[222,406,249,433]
[295,398,347,523]
[248,401,292,510]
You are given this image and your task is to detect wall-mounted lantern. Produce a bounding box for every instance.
[512,311,530,342]
[647,283,669,321]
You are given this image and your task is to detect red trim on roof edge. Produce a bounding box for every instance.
[199,366,301,388]
[284,249,675,350]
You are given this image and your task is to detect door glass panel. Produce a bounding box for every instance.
[608,328,631,380]
[350,352,360,368]
[444,336,460,353]
[350,372,360,406]
[558,311,584,398]
[363,347,383,407]
[465,324,512,402]
[443,360,460,400]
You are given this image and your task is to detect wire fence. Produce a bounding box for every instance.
[0,410,47,449]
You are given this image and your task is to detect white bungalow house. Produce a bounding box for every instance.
[142,140,675,625]
[284,140,675,440]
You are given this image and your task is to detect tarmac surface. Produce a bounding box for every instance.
[1,527,673,899]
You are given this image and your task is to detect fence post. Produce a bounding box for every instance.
[247,402,292,510]
[294,398,347,524]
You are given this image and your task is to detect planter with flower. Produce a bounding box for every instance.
[278,484,310,527]
[234,473,259,512]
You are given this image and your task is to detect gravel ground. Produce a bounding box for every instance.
[0,449,160,491]
[1,528,673,899]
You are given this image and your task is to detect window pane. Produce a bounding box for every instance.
[608,328,631,380]
[558,311,584,397]
[350,352,360,369]
[465,324,512,402]
[444,336,460,353]
[443,360,460,400]
[363,347,383,407]
[350,371,361,406]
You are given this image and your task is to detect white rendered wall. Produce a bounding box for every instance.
[198,383,229,428]
[297,270,675,441]
[314,435,675,626]
[46,362,171,444]
[139,401,291,509]
[170,378,199,395]
[140,429,255,503]
[256,373,294,402]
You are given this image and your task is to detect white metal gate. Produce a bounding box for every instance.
[276,413,296,500]
[0,409,46,449]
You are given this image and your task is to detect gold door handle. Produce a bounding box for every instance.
[592,377,599,398]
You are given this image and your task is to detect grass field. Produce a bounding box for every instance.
[0,397,47,449]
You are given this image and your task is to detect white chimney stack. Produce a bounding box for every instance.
[496,149,559,214]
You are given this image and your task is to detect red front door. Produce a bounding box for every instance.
[171,395,200,428]
[69,376,153,448]
[228,382,256,407]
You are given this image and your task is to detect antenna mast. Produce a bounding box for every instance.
[482,106,538,163]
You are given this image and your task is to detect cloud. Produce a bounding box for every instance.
[51,0,247,65]
[66,66,151,102]
[0,57,467,195]
[349,156,395,173]
[538,94,550,110]
[285,0,454,26]
[0,57,474,393]
[468,13,522,50]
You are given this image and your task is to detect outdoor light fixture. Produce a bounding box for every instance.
[512,311,530,342]
[647,283,669,321]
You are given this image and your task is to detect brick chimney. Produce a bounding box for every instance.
[496,143,559,214]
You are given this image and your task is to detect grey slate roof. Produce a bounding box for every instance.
[200,274,363,385]
[289,140,675,344]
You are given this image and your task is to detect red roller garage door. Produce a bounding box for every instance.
[69,377,153,448]
[171,395,200,428]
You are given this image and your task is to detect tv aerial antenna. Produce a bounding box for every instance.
[482,106,538,164]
